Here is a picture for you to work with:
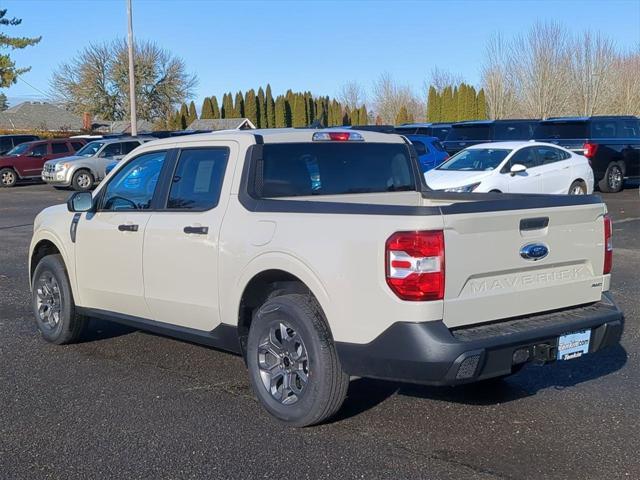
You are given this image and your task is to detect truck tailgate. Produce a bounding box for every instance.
[442,203,605,328]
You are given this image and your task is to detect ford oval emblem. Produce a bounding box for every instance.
[520,243,549,261]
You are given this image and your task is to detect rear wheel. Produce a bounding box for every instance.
[31,254,87,344]
[568,180,586,195]
[246,294,349,427]
[71,169,94,191]
[598,162,624,193]
[0,168,17,187]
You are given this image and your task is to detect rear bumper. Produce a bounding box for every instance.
[336,293,624,386]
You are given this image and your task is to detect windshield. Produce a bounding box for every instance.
[437,148,511,171]
[447,125,491,141]
[7,143,31,155]
[534,122,588,139]
[76,141,105,157]
[257,143,416,197]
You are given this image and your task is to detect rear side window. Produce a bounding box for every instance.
[122,141,141,154]
[167,148,229,210]
[591,121,617,139]
[536,146,564,165]
[31,144,48,156]
[257,143,416,197]
[51,142,70,154]
[534,122,588,139]
[447,126,491,141]
[411,141,428,156]
[494,123,535,140]
[618,120,639,138]
[0,138,12,152]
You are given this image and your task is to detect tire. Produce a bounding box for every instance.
[568,180,587,195]
[71,169,94,191]
[0,168,17,187]
[31,254,87,345]
[598,162,624,193]
[246,293,349,427]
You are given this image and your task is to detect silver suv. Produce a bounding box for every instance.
[42,137,153,191]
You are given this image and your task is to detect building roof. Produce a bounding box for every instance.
[95,120,155,134]
[0,102,84,131]
[187,118,256,131]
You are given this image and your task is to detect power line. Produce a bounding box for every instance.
[16,75,49,99]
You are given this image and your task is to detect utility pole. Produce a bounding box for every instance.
[126,0,137,136]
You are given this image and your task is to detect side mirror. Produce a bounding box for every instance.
[510,163,527,176]
[67,191,94,212]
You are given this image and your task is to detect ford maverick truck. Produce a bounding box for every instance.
[29,129,623,426]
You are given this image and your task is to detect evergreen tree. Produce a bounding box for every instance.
[274,95,287,127]
[456,84,466,121]
[314,98,326,126]
[426,86,439,122]
[442,86,453,122]
[257,87,267,128]
[187,100,197,125]
[396,105,410,124]
[0,9,41,88]
[265,84,275,128]
[234,91,244,118]
[179,103,189,129]
[476,88,487,119]
[200,97,214,119]
[293,94,307,127]
[211,95,220,119]
[222,92,234,118]
[0,92,8,111]
[343,106,351,126]
[244,89,258,126]
[359,106,368,125]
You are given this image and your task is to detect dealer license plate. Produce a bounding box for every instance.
[557,330,591,361]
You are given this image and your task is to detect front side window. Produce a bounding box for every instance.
[438,148,511,171]
[76,141,105,157]
[51,142,69,154]
[100,143,123,157]
[167,148,229,210]
[31,144,48,156]
[619,120,639,138]
[100,151,167,211]
[591,121,617,139]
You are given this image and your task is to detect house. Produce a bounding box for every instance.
[0,101,84,131]
[94,120,155,134]
[187,118,256,131]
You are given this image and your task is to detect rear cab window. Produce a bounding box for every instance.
[256,143,416,198]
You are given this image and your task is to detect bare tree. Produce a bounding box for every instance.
[481,33,516,119]
[337,81,367,110]
[609,49,640,115]
[509,21,572,119]
[372,72,422,124]
[428,67,463,93]
[568,31,617,116]
[50,39,197,122]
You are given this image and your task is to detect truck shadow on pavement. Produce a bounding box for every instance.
[335,345,627,421]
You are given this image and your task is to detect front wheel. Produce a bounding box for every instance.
[246,294,349,427]
[0,168,17,187]
[568,180,587,195]
[32,254,87,344]
[598,162,624,193]
[71,169,94,191]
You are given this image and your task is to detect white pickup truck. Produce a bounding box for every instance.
[29,129,624,426]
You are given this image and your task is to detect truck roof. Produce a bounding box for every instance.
[543,115,639,123]
[142,128,408,148]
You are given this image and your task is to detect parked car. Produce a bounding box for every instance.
[533,116,640,193]
[29,128,622,426]
[0,138,86,187]
[0,134,41,155]
[394,123,452,141]
[104,160,118,176]
[442,119,539,156]
[404,134,449,172]
[42,137,153,191]
[424,141,594,194]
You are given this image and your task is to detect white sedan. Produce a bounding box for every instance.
[424,141,594,194]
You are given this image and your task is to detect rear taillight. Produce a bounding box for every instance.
[385,231,445,301]
[603,215,613,274]
[312,131,364,142]
[583,142,598,159]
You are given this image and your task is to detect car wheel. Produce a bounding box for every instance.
[598,162,624,193]
[568,180,587,195]
[0,168,17,187]
[246,294,349,427]
[32,254,87,345]
[71,169,94,191]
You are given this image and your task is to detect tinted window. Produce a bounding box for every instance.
[101,143,123,157]
[591,121,617,139]
[447,125,491,141]
[430,127,450,141]
[258,143,415,197]
[0,138,12,153]
[31,144,48,156]
[494,123,535,140]
[438,148,511,171]
[432,140,445,152]
[101,151,166,211]
[122,141,140,154]
[71,142,85,151]
[167,148,229,210]
[508,147,539,169]
[534,122,588,139]
[411,141,428,156]
[76,141,105,157]
[619,120,640,138]
[394,127,418,135]
[51,142,70,154]
[535,146,564,165]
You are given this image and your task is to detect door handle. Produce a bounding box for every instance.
[183,225,209,235]
[118,224,139,232]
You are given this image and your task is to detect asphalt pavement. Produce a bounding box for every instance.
[1,183,638,479]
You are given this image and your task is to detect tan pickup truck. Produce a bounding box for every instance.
[29,129,623,426]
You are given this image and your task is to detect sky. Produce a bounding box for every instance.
[3,0,640,108]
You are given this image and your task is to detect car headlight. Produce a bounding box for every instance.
[55,163,71,171]
[443,182,481,193]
